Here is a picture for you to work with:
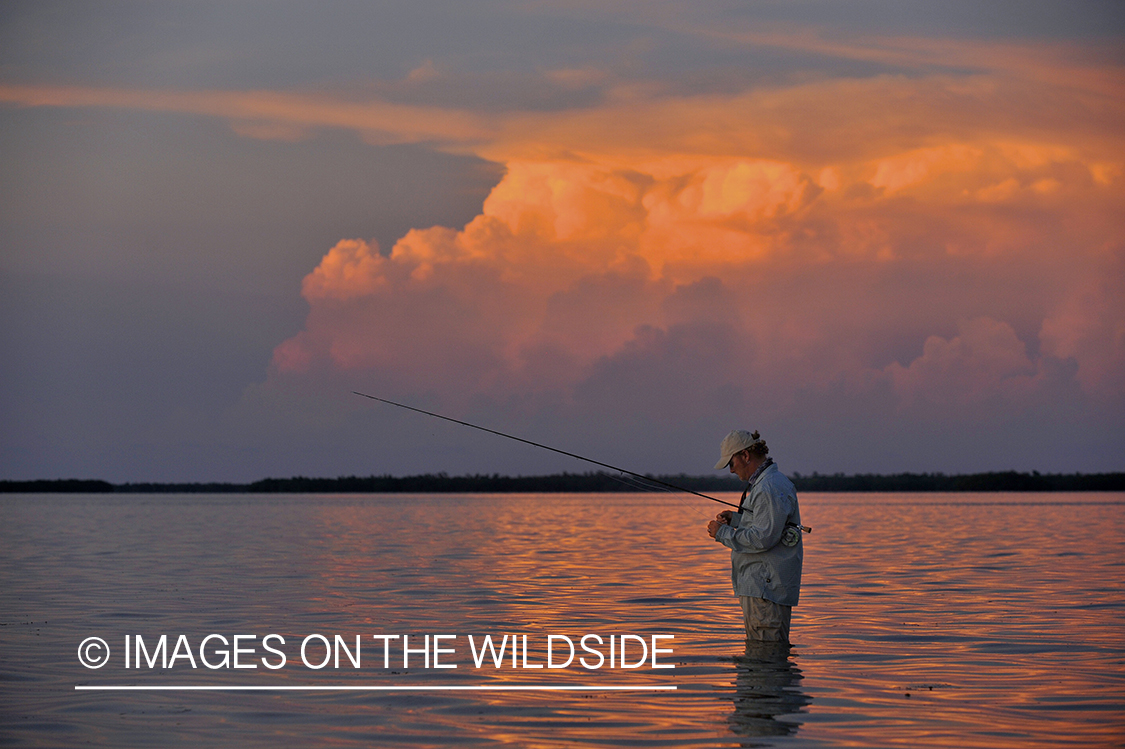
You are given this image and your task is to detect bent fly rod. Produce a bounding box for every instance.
[354,391,812,532]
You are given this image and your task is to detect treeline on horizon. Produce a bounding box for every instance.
[2,471,1123,494]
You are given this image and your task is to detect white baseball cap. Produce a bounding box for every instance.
[714,429,762,470]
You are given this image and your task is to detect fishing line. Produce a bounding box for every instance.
[596,469,714,513]
[601,472,714,519]
[607,472,674,494]
[352,391,741,510]
[599,469,710,510]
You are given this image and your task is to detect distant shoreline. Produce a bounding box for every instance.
[2,471,1123,493]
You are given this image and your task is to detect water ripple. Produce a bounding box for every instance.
[1,492,1122,747]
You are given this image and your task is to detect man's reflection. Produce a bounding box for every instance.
[727,642,810,741]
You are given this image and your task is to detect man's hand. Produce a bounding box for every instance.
[708,510,733,539]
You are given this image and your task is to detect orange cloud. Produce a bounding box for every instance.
[0,83,493,147]
[264,35,1124,414]
[273,116,1123,415]
[6,30,1119,459]
[302,239,389,301]
[685,25,1125,100]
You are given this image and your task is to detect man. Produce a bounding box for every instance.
[707,429,803,644]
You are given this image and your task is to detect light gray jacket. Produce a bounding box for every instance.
[714,462,803,606]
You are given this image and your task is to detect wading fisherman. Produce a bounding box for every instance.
[707,430,803,645]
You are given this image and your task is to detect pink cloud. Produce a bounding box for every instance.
[885,318,1040,411]
[265,71,1123,435]
[12,31,1115,469]
[1040,248,1125,399]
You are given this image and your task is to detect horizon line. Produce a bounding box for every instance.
[4,469,1123,494]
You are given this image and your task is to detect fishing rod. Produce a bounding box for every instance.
[351,386,738,503]
[353,391,810,534]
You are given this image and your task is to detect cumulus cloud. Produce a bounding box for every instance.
[257,52,1116,470]
[9,25,1119,471]
[885,318,1040,412]
[258,32,1121,471]
[269,105,1122,453]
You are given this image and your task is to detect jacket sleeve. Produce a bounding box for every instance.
[714,484,790,553]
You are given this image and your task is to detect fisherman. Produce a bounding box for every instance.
[707,430,803,645]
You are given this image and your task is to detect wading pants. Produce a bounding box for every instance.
[740,595,791,644]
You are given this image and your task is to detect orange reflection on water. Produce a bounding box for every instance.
[281,491,1125,747]
[17,492,1114,746]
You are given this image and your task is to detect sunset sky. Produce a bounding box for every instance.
[2,1,1123,482]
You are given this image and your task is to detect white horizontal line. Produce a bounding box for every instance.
[75,685,676,691]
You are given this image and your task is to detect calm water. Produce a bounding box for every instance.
[1,492,1123,747]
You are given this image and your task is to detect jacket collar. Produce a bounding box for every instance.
[738,457,775,508]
